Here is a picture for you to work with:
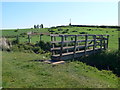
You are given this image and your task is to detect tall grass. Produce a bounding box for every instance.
[80,50,120,77]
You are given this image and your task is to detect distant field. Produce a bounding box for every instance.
[2,27,119,50]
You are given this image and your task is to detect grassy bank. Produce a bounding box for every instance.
[2,51,119,88]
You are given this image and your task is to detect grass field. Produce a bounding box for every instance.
[1,26,120,88]
[2,27,119,50]
[2,51,119,88]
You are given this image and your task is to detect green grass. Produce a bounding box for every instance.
[2,27,119,50]
[2,51,119,88]
[1,26,120,88]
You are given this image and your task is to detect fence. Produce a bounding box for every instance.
[50,34,109,60]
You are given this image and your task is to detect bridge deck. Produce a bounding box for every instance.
[51,48,103,60]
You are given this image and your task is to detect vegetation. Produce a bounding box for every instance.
[1,26,120,88]
[2,51,119,88]
[2,26,119,50]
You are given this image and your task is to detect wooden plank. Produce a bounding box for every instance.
[59,36,64,60]
[84,35,88,56]
[73,35,77,59]
[50,34,109,37]
[28,35,31,43]
[51,36,55,55]
[51,39,96,44]
[52,48,101,57]
[50,34,60,37]
[40,34,42,41]
[66,36,69,53]
[103,36,106,50]
[51,44,95,51]
[51,48,103,60]
[52,61,65,65]
[100,35,103,50]
[106,35,109,49]
[93,35,96,54]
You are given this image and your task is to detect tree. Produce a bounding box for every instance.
[37,24,39,28]
[34,25,36,28]
[40,24,43,28]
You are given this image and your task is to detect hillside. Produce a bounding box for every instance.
[1,26,120,88]
[2,26,119,50]
[2,51,119,88]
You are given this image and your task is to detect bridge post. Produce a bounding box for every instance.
[73,35,77,60]
[60,35,64,60]
[100,35,103,50]
[40,34,42,41]
[84,35,88,56]
[66,36,69,53]
[51,36,55,55]
[93,35,96,54]
[103,36,106,50]
[28,35,31,43]
[106,35,109,49]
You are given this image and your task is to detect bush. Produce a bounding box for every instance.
[58,29,63,31]
[72,30,77,32]
[106,31,108,33]
[79,32,88,34]
[35,41,51,52]
[14,30,18,32]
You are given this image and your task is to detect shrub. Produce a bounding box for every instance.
[58,29,63,31]
[79,32,88,34]
[32,47,41,54]
[72,30,77,32]
[14,30,18,32]
[106,31,108,33]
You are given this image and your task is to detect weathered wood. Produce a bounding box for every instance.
[59,36,64,60]
[103,37,106,50]
[100,35,103,50]
[65,36,69,53]
[40,34,42,41]
[51,39,96,44]
[51,44,95,51]
[84,35,88,56]
[50,34,109,37]
[54,36,56,41]
[52,61,65,65]
[51,34,109,60]
[106,35,109,49]
[28,35,31,43]
[93,35,96,54]
[51,48,102,60]
[73,35,77,59]
[51,36,55,55]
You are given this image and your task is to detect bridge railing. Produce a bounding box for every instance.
[50,34,109,60]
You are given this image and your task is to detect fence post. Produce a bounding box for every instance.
[66,36,69,53]
[73,35,77,60]
[16,35,19,44]
[103,36,106,50]
[28,35,31,43]
[54,36,56,41]
[93,35,96,54]
[100,35,103,50]
[40,34,42,41]
[60,35,64,60]
[106,35,109,49]
[51,36,55,55]
[84,35,88,56]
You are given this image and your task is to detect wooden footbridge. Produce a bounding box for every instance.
[50,34,109,61]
